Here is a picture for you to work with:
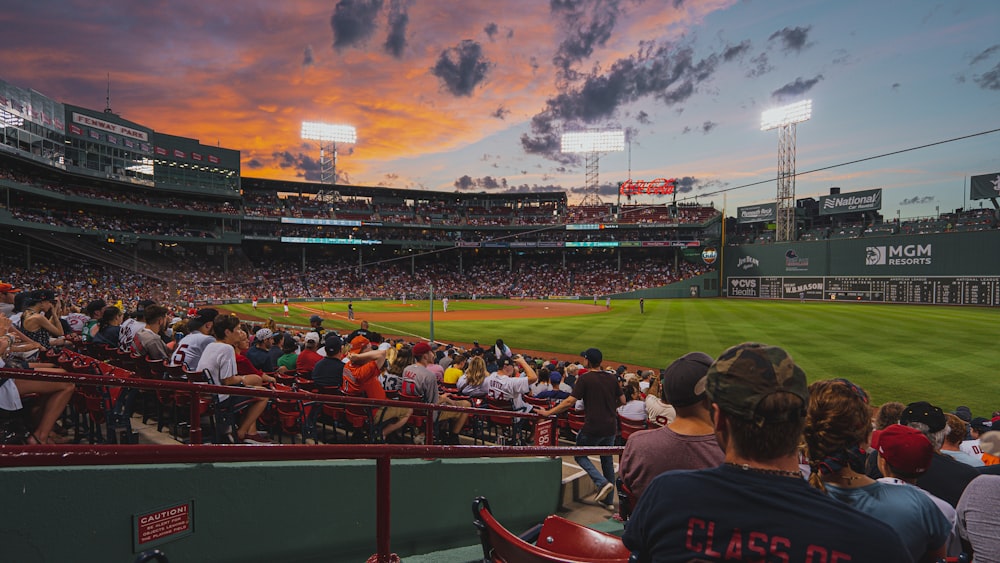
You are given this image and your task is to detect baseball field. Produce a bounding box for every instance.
[223,297,1000,415]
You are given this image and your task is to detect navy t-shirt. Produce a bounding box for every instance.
[623,465,913,562]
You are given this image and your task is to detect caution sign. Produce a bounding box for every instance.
[133,501,194,551]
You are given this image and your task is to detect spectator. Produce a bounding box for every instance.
[942,413,985,468]
[538,347,623,509]
[134,305,170,360]
[275,336,299,373]
[169,308,218,370]
[0,282,19,317]
[442,353,466,385]
[195,314,270,444]
[956,432,1000,559]
[901,401,981,507]
[310,334,345,390]
[534,369,571,401]
[80,299,106,343]
[344,336,410,442]
[617,380,647,421]
[119,299,154,354]
[642,373,675,425]
[308,314,325,338]
[380,344,411,394]
[402,341,470,444]
[455,355,489,398]
[233,328,267,377]
[873,424,961,558]
[92,306,123,348]
[346,320,373,343]
[245,328,277,373]
[483,355,538,414]
[962,417,992,461]
[804,379,949,562]
[619,351,723,501]
[17,290,64,349]
[623,343,910,562]
[296,332,323,374]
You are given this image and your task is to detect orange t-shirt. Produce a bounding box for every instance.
[344,360,386,400]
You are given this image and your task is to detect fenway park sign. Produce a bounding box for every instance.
[620,178,675,196]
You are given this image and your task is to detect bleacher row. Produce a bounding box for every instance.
[736,209,999,244]
[32,344,657,448]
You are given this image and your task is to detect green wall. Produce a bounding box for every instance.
[0,457,561,562]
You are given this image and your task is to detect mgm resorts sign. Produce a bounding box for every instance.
[866,244,932,266]
[819,188,882,216]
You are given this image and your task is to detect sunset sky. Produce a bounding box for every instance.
[2,0,998,218]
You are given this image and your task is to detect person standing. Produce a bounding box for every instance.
[282,298,289,317]
[347,302,354,320]
[639,298,644,314]
[442,297,449,313]
[251,297,258,311]
[605,296,611,310]
[538,347,624,508]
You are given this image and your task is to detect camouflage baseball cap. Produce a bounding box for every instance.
[705,342,809,422]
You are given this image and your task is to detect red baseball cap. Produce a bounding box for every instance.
[872,424,934,476]
[0,283,21,294]
[349,336,371,354]
[412,342,432,357]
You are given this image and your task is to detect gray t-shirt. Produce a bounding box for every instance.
[957,474,1000,563]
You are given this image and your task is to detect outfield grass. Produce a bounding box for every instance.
[223,298,1000,415]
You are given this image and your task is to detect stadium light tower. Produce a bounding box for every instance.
[761,100,811,242]
[301,122,357,185]
[561,129,625,206]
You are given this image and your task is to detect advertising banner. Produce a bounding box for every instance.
[737,203,776,224]
[818,188,882,216]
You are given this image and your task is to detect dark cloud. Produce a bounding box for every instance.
[974,61,1000,90]
[506,183,567,194]
[453,175,509,191]
[970,45,1000,65]
[384,0,410,58]
[431,39,492,96]
[331,0,384,51]
[768,25,812,53]
[722,40,751,62]
[529,56,540,73]
[568,183,619,197]
[303,45,315,67]
[891,82,900,91]
[273,151,323,182]
[636,110,650,124]
[899,196,934,205]
[746,53,772,77]
[771,74,823,101]
[484,22,498,40]
[674,176,700,193]
[701,121,717,134]
[246,159,263,169]
[551,0,622,82]
[681,125,692,134]
[492,105,510,120]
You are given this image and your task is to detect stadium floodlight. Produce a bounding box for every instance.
[760,100,812,131]
[561,129,625,206]
[301,121,357,185]
[761,100,812,242]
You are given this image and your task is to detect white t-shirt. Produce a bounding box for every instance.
[195,341,236,401]
[617,400,647,421]
[960,439,983,459]
[484,372,531,412]
[171,332,215,370]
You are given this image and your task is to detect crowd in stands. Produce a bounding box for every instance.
[8,208,220,238]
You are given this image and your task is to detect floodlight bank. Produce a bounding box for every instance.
[760,100,812,131]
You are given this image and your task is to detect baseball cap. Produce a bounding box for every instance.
[953,406,972,423]
[304,332,320,344]
[255,328,274,341]
[85,299,107,315]
[412,341,432,357]
[872,424,934,475]
[980,431,1000,456]
[550,372,562,384]
[970,417,993,432]
[350,335,371,353]
[324,334,344,354]
[580,348,603,365]
[309,315,322,323]
[705,342,809,422]
[0,282,21,294]
[188,308,218,328]
[662,352,714,407]
[497,357,515,369]
[899,401,946,433]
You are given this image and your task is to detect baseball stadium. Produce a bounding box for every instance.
[1,70,998,562]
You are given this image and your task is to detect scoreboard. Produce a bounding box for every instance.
[727,276,1000,306]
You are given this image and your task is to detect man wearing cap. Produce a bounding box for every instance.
[961,417,992,462]
[308,315,326,338]
[483,354,539,414]
[957,432,1000,559]
[623,342,910,562]
[900,401,981,507]
[538,348,624,508]
[246,328,278,372]
[311,334,346,390]
[403,341,471,444]
[344,336,411,442]
[619,352,724,501]
[874,424,961,557]
[0,282,20,317]
[170,308,218,370]
[296,332,323,374]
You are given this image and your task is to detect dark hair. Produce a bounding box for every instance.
[725,392,807,463]
[874,401,905,431]
[211,314,241,339]
[98,306,122,329]
[142,305,168,325]
[803,379,871,492]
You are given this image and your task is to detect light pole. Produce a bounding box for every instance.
[761,100,812,242]
[301,122,357,185]
[560,129,625,206]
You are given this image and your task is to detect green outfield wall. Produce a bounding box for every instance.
[0,457,561,562]
[723,231,1000,305]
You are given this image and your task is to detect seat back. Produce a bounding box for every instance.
[567,410,586,432]
[472,497,629,563]
[617,414,647,443]
[486,397,517,425]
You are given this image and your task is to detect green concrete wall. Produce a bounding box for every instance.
[0,457,561,562]
[611,272,720,299]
